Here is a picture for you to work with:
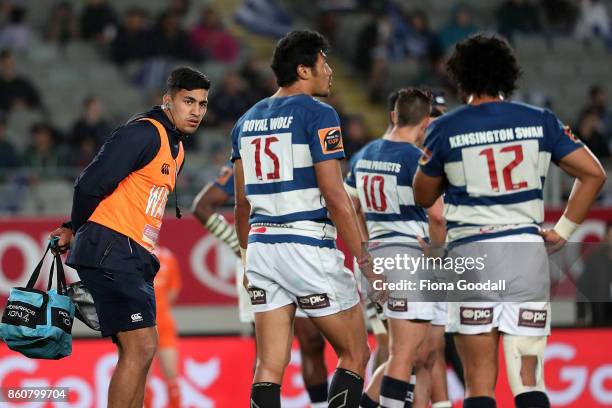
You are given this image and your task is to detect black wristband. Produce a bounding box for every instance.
[61,221,74,231]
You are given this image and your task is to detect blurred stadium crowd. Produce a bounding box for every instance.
[0,0,610,215]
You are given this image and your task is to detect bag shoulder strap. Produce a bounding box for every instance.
[26,244,51,289]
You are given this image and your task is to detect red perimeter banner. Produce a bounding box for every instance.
[0,210,610,306]
[0,329,610,407]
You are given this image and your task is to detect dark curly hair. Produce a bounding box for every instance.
[446,34,521,98]
[271,30,330,87]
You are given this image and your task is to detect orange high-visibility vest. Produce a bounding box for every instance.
[89,118,184,251]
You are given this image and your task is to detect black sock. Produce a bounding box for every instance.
[360,393,378,408]
[515,391,550,408]
[404,382,415,408]
[307,382,328,404]
[380,376,409,408]
[463,396,497,408]
[328,368,364,408]
[250,382,280,408]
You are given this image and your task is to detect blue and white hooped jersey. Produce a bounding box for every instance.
[345,139,428,241]
[419,101,583,243]
[231,94,345,248]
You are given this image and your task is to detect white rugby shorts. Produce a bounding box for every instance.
[246,242,360,317]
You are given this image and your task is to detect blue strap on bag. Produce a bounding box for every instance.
[0,237,75,359]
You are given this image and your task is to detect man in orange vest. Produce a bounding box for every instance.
[50,67,210,408]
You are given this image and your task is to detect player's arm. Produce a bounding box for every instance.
[542,147,606,247]
[413,121,447,208]
[542,114,607,248]
[191,183,240,256]
[316,160,368,260]
[233,159,251,252]
[344,182,369,240]
[413,171,445,208]
[427,196,446,246]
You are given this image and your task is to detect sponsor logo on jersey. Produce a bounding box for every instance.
[215,166,233,186]
[418,147,432,166]
[387,297,408,312]
[248,287,267,305]
[318,127,343,154]
[518,308,547,328]
[161,163,170,175]
[563,125,580,144]
[297,293,330,309]
[460,306,493,325]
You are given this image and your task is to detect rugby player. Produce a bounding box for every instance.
[232,30,380,408]
[413,34,606,408]
[345,88,446,408]
[192,162,331,407]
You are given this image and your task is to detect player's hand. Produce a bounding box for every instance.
[242,272,250,291]
[359,255,388,305]
[417,236,445,259]
[49,227,73,255]
[539,229,566,254]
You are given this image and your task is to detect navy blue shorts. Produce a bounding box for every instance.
[68,223,160,339]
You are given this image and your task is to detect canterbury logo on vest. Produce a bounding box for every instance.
[161,163,170,175]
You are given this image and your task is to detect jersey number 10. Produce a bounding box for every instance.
[361,175,387,211]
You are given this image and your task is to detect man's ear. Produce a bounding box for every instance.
[296,64,310,81]
[390,110,397,126]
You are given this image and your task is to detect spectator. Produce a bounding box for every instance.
[190,6,239,62]
[0,112,20,169]
[439,5,479,51]
[234,0,293,38]
[343,115,370,158]
[72,136,97,169]
[575,0,611,43]
[0,49,42,112]
[22,123,64,172]
[80,0,118,45]
[495,0,541,40]
[111,7,152,65]
[354,11,399,101]
[404,10,442,64]
[45,1,79,47]
[577,223,612,326]
[582,85,612,139]
[151,11,197,61]
[163,0,191,22]
[539,0,577,35]
[209,72,254,128]
[0,6,31,52]
[68,95,111,151]
[576,108,610,159]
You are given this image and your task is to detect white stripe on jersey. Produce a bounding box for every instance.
[397,185,416,206]
[368,220,428,240]
[250,187,325,217]
[344,182,358,198]
[444,151,552,188]
[250,221,337,240]
[444,199,543,242]
[292,144,313,168]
